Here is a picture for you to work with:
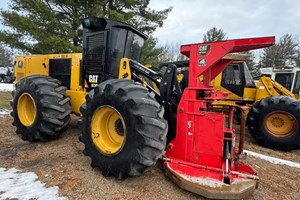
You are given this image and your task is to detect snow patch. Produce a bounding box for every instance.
[0,83,13,92]
[181,174,252,188]
[0,109,11,116]
[0,167,67,200]
[181,175,226,188]
[244,150,300,169]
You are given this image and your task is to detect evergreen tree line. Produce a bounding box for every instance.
[0,0,172,66]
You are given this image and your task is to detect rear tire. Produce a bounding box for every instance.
[11,75,72,141]
[80,79,167,179]
[247,96,300,150]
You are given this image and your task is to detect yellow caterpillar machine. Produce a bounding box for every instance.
[257,66,300,95]
[212,62,300,151]
[12,16,276,199]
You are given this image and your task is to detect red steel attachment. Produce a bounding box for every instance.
[164,36,275,199]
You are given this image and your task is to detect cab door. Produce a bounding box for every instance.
[292,71,300,95]
[274,73,294,91]
[221,63,244,97]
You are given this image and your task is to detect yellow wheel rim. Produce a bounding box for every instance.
[17,93,36,127]
[265,111,298,137]
[91,106,126,155]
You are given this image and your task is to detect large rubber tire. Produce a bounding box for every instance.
[247,96,300,150]
[80,79,168,179]
[11,75,72,141]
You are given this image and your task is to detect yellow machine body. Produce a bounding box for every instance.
[14,54,298,116]
[14,53,86,115]
[211,63,299,108]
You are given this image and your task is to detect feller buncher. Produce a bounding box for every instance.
[11,17,275,199]
[161,60,300,151]
[165,60,300,151]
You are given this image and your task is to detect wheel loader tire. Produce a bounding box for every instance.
[80,79,168,179]
[247,96,300,150]
[11,75,72,141]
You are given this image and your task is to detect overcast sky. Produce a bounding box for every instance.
[149,0,300,45]
[1,0,299,46]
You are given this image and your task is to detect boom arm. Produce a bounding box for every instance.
[256,76,300,100]
[180,37,275,88]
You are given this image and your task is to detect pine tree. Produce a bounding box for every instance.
[261,34,298,68]
[0,0,172,62]
[203,27,227,42]
[141,36,165,66]
[0,47,13,67]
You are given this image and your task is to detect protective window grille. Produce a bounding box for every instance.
[86,32,105,72]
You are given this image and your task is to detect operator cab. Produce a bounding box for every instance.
[258,67,300,95]
[157,61,256,97]
[220,62,256,97]
[272,69,300,95]
[81,17,148,89]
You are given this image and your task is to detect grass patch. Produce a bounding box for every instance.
[0,92,12,109]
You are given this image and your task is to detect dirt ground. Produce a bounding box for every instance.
[1,114,300,200]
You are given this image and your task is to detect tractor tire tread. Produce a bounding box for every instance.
[11,75,71,141]
[247,96,300,150]
[80,79,167,179]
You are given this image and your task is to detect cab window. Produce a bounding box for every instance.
[293,72,300,94]
[222,64,242,85]
[275,73,294,91]
[125,31,144,61]
[109,28,127,77]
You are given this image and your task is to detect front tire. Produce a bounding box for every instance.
[11,75,72,141]
[80,79,168,179]
[247,96,300,150]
